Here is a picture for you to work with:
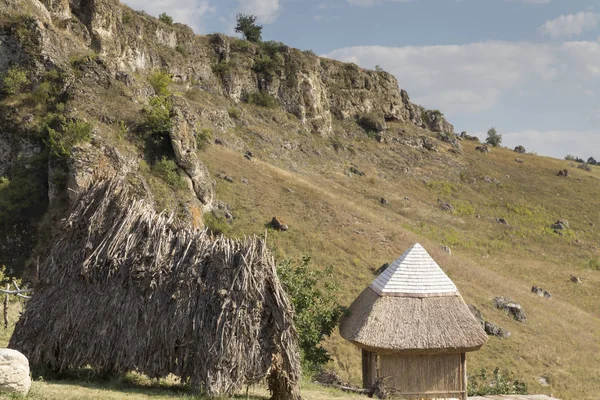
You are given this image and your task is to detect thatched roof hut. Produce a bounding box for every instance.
[9,179,301,400]
[341,243,487,399]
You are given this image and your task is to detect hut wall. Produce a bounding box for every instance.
[362,349,377,389]
[379,352,464,400]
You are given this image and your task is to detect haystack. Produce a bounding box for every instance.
[9,179,301,399]
[340,243,487,400]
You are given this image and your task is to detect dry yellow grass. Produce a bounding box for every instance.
[195,108,600,400]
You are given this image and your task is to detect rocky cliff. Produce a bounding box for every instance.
[0,0,454,273]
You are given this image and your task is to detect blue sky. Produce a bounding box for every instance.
[123,0,600,159]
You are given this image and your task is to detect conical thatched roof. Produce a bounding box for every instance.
[340,244,487,353]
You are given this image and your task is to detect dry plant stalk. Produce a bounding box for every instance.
[10,178,301,399]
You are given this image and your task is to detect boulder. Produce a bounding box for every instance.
[437,199,453,212]
[421,136,437,152]
[460,131,479,141]
[468,305,485,327]
[557,169,569,177]
[244,151,253,160]
[514,145,526,154]
[441,246,451,255]
[271,216,289,231]
[438,133,463,154]
[374,263,389,275]
[484,321,511,338]
[570,275,581,284]
[358,112,386,133]
[0,349,31,396]
[380,197,389,205]
[349,165,365,176]
[515,158,524,164]
[496,218,509,225]
[475,144,490,153]
[551,219,569,231]
[493,296,526,322]
[531,286,552,298]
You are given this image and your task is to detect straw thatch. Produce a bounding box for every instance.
[9,179,301,399]
[340,244,487,354]
[340,288,487,353]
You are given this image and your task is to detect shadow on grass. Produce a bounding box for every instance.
[33,368,269,399]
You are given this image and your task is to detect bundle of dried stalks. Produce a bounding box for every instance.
[10,178,301,399]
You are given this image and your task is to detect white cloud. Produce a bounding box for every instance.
[499,130,600,158]
[324,40,600,116]
[540,12,599,39]
[122,0,215,32]
[236,0,281,24]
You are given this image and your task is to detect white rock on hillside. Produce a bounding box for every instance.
[0,348,31,396]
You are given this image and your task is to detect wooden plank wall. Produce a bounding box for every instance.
[379,353,463,400]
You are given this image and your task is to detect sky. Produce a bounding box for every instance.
[121,0,600,160]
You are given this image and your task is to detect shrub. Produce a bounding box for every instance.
[44,117,93,158]
[303,49,316,56]
[3,67,29,95]
[158,12,173,25]
[242,91,278,108]
[175,45,187,56]
[375,65,383,72]
[277,256,346,372]
[195,128,212,150]
[212,60,235,79]
[577,163,592,172]
[152,156,185,189]
[565,154,577,161]
[143,96,172,139]
[584,258,600,270]
[203,212,230,236]
[252,54,282,78]
[235,13,262,43]
[486,127,502,147]
[587,157,597,165]
[148,70,172,96]
[468,368,527,396]
[231,39,251,52]
[29,81,52,105]
[227,107,241,119]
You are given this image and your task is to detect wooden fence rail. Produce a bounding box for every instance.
[2,281,32,329]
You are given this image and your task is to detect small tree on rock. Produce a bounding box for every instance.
[486,127,502,147]
[235,14,262,43]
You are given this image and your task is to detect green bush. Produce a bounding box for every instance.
[242,91,278,108]
[195,128,212,150]
[203,212,230,236]
[175,45,187,56]
[486,127,502,147]
[43,115,93,158]
[277,256,346,372]
[577,163,592,172]
[143,96,172,138]
[158,12,173,25]
[468,368,527,396]
[148,70,172,96]
[227,107,241,119]
[2,67,29,95]
[235,13,262,43]
[152,156,185,189]
[212,60,235,79]
[29,81,52,105]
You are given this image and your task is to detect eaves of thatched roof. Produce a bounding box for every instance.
[340,244,487,353]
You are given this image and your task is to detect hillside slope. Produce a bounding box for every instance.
[0,1,599,400]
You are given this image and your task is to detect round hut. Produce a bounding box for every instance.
[340,243,487,400]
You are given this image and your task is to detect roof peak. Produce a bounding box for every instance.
[370,243,458,297]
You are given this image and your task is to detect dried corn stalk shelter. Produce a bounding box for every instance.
[9,179,301,400]
[340,244,487,400]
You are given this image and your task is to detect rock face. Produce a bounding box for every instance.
[169,96,217,209]
[493,296,526,322]
[0,349,31,396]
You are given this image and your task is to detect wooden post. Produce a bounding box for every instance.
[3,284,8,329]
[461,352,467,400]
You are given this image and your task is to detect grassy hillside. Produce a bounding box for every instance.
[190,96,600,400]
